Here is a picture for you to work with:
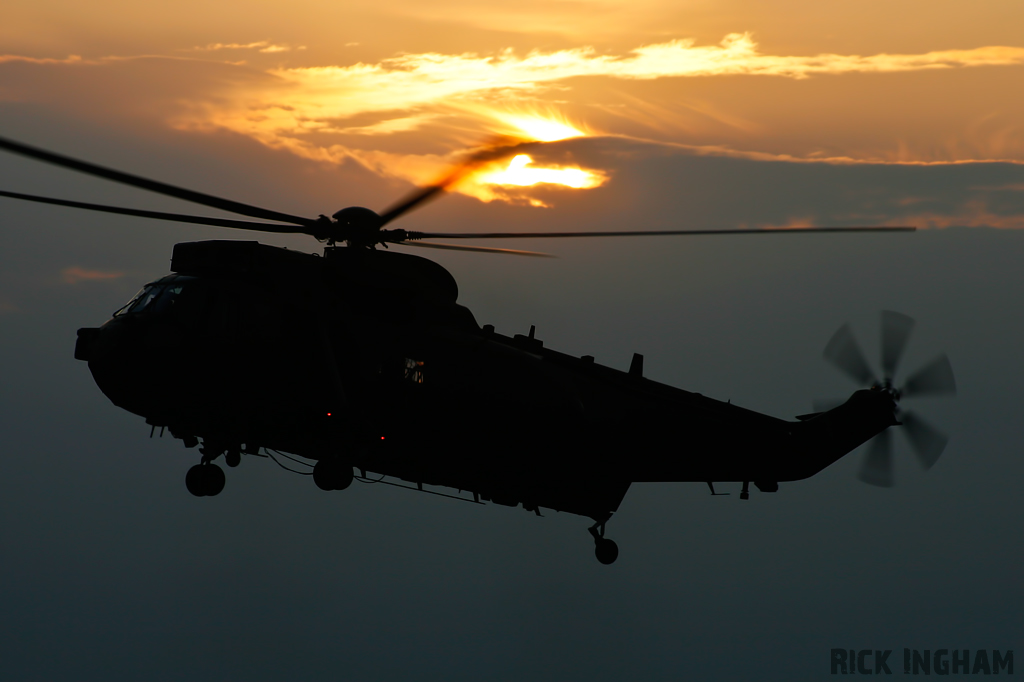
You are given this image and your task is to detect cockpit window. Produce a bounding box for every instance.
[113,289,143,316]
[114,285,164,316]
[113,277,206,322]
[149,284,185,315]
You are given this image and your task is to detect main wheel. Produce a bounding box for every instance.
[313,460,335,491]
[203,463,225,496]
[185,465,206,497]
[334,465,354,491]
[595,538,619,565]
[313,460,353,491]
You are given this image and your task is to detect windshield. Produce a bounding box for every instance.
[113,277,206,321]
[115,285,163,316]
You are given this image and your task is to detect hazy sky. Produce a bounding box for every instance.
[1,3,1022,680]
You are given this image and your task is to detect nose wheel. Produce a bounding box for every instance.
[588,519,619,565]
[185,462,225,497]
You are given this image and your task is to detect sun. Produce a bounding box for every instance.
[477,154,606,189]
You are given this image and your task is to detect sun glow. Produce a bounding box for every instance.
[489,111,589,142]
[476,154,606,189]
[148,33,1024,203]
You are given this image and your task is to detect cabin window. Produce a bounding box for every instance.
[404,358,424,384]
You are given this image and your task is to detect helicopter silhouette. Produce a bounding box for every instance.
[0,135,954,564]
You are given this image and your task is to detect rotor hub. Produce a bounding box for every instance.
[330,206,383,247]
[872,378,901,404]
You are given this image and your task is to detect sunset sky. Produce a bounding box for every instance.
[1,3,1022,680]
[5,0,1024,214]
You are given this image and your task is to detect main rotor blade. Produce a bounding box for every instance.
[901,354,957,397]
[377,143,515,227]
[401,241,553,257]
[823,324,877,386]
[0,136,316,227]
[410,226,915,239]
[378,183,453,229]
[858,430,894,487]
[881,310,915,380]
[0,190,308,234]
[900,409,948,469]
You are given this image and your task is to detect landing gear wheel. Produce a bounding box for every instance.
[313,460,354,491]
[335,465,353,491]
[204,463,225,496]
[225,450,241,468]
[185,463,225,497]
[588,517,619,564]
[595,538,619,565]
[185,464,206,497]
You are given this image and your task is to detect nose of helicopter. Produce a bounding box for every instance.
[74,319,156,418]
[74,327,100,362]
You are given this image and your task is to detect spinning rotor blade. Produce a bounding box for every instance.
[901,354,957,397]
[881,310,915,379]
[858,429,894,487]
[823,324,877,386]
[819,311,955,487]
[0,135,316,227]
[413,226,915,239]
[0,190,308,234]
[401,241,553,257]
[378,182,452,229]
[900,409,949,469]
[0,135,916,249]
[377,142,515,227]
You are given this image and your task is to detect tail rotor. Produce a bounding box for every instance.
[819,311,956,487]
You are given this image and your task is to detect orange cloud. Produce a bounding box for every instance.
[754,191,1024,232]
[61,267,125,284]
[231,35,1024,136]
[190,42,305,54]
[258,34,1024,109]
[6,33,1024,206]
[0,54,84,65]
[159,34,1024,198]
[900,202,1024,230]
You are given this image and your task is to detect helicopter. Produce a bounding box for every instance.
[0,135,957,564]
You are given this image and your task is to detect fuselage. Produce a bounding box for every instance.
[76,240,896,520]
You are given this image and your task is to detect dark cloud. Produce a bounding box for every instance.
[464,136,1024,232]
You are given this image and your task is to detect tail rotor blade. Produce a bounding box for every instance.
[858,430,894,487]
[824,324,877,386]
[900,410,948,469]
[881,310,915,379]
[901,354,957,397]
